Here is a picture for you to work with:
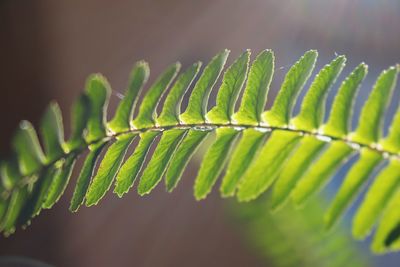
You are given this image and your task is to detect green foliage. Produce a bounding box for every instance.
[1,50,399,254]
[231,195,373,267]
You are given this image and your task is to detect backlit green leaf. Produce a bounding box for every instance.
[233,50,274,125]
[271,136,326,210]
[40,102,65,162]
[114,131,159,197]
[237,130,301,202]
[207,50,250,124]
[69,141,106,212]
[13,121,45,175]
[371,190,400,253]
[132,63,180,129]
[85,74,111,143]
[66,94,90,151]
[263,50,318,126]
[194,127,239,200]
[353,159,400,239]
[325,149,382,229]
[157,62,201,126]
[292,141,353,205]
[180,50,230,124]
[292,56,346,131]
[43,155,76,209]
[220,128,267,197]
[86,134,135,206]
[351,66,398,145]
[108,61,150,133]
[165,129,210,192]
[322,63,368,138]
[138,129,187,195]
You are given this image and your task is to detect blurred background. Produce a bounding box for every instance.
[0,0,400,266]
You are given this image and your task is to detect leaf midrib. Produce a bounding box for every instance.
[13,122,398,191]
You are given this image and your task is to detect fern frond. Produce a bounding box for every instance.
[0,49,399,254]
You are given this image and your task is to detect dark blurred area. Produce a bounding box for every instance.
[0,1,399,266]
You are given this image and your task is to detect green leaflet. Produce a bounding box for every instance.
[237,130,301,202]
[157,62,202,126]
[66,94,90,151]
[263,50,318,127]
[322,63,368,138]
[0,196,6,224]
[180,50,230,124]
[353,159,400,239]
[194,127,239,200]
[43,155,76,209]
[379,66,400,153]
[325,149,382,230]
[0,187,28,234]
[220,128,267,197]
[292,56,346,131]
[114,131,159,197]
[381,108,400,153]
[40,102,65,162]
[206,50,250,124]
[13,121,45,175]
[138,129,187,195]
[1,161,20,191]
[271,136,326,210]
[291,141,353,205]
[132,63,180,129]
[108,61,150,133]
[351,66,398,145]
[86,134,135,206]
[372,190,400,253]
[69,142,106,212]
[85,74,111,143]
[233,50,274,125]
[165,129,210,192]
[21,167,57,222]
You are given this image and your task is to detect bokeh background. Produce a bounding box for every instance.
[0,0,400,266]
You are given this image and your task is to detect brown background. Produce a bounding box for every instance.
[0,1,400,266]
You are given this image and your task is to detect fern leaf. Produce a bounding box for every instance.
[138,129,187,195]
[194,127,239,200]
[66,94,90,151]
[263,50,317,126]
[372,190,400,253]
[207,50,250,124]
[233,50,274,125]
[13,121,45,175]
[114,131,159,197]
[86,134,135,206]
[85,75,111,143]
[1,49,400,253]
[108,61,150,133]
[322,63,368,138]
[291,55,346,131]
[353,159,400,239]
[165,129,210,192]
[271,136,326,210]
[180,50,229,124]
[157,62,201,126]
[40,102,65,162]
[132,63,180,129]
[237,130,301,202]
[351,66,398,145]
[291,141,353,205]
[325,149,382,229]
[70,141,106,212]
[220,128,267,197]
